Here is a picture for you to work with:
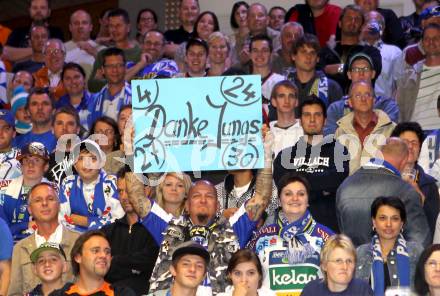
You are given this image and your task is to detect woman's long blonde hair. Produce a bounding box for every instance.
[155,172,192,216]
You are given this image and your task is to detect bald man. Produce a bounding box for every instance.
[65,9,105,79]
[336,137,431,247]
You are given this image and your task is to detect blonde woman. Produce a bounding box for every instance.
[207,32,232,76]
[155,173,192,217]
[301,234,373,296]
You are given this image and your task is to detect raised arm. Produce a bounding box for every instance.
[245,133,274,221]
[124,172,152,219]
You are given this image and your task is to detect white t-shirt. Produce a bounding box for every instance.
[411,64,440,130]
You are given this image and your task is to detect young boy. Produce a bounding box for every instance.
[28,242,68,296]
[59,139,124,232]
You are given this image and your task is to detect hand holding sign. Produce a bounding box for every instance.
[131,75,263,173]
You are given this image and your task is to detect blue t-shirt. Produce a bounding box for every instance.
[301,278,373,296]
[14,130,57,152]
[0,217,13,260]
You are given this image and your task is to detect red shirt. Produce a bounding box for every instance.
[353,113,378,147]
[289,4,341,47]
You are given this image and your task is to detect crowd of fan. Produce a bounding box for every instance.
[2,0,440,295]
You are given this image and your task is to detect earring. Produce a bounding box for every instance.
[372,226,376,232]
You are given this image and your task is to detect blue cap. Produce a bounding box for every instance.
[0,110,15,127]
[421,6,440,20]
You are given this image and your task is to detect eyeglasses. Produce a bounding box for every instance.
[351,93,373,100]
[328,258,355,266]
[140,17,155,23]
[22,157,45,166]
[426,260,440,269]
[46,48,64,56]
[350,66,371,73]
[96,129,115,136]
[144,41,163,47]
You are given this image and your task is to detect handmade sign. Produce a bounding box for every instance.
[131,75,263,173]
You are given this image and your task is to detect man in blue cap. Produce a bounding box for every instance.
[0,109,21,180]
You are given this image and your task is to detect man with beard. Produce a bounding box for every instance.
[286,0,341,47]
[14,87,57,152]
[124,139,274,295]
[273,97,349,231]
[50,230,135,295]
[101,167,159,295]
[3,0,63,62]
[319,4,365,90]
[125,30,179,80]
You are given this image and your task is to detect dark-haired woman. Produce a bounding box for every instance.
[356,196,423,295]
[218,249,275,296]
[229,1,249,64]
[58,62,93,132]
[247,174,334,295]
[90,116,121,156]
[414,244,440,296]
[175,11,220,71]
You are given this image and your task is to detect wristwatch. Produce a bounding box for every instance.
[337,63,344,74]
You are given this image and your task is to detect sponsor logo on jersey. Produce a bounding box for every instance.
[269,264,319,291]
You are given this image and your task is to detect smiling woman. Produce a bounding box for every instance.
[246,173,334,295]
[355,196,423,295]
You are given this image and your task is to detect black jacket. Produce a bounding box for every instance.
[101,215,159,295]
[377,8,406,49]
[273,136,349,232]
[417,164,440,237]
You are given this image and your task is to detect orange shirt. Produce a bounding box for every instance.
[65,281,115,296]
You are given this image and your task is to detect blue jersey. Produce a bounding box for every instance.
[0,217,12,259]
[56,91,94,131]
[89,82,132,123]
[14,131,57,152]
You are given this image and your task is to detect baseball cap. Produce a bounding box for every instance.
[30,242,66,263]
[17,142,50,162]
[347,52,374,70]
[172,241,210,265]
[71,139,106,167]
[421,6,440,21]
[0,109,15,127]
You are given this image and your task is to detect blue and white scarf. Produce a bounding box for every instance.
[278,210,318,264]
[371,233,410,295]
